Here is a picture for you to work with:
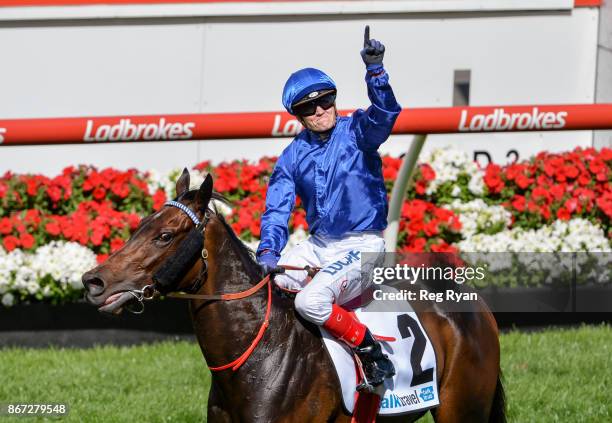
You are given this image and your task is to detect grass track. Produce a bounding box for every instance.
[0,325,610,422]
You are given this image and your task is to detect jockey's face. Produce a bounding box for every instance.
[299,104,337,134]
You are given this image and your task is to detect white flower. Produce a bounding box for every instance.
[147,168,177,199]
[420,147,484,196]
[1,293,14,307]
[30,241,98,289]
[446,200,512,238]
[457,218,611,253]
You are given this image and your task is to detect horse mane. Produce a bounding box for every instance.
[177,189,263,283]
[213,209,263,284]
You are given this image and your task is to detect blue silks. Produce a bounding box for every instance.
[258,66,401,257]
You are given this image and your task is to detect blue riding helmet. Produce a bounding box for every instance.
[282,68,337,115]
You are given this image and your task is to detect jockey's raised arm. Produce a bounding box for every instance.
[256,25,400,391]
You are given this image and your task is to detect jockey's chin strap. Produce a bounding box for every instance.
[143,199,320,372]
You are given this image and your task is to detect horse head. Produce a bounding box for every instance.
[82,168,216,315]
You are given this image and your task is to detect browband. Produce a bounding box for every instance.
[164,200,201,225]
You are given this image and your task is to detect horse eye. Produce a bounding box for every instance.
[156,232,173,243]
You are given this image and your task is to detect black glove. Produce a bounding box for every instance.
[257,251,285,278]
[360,25,385,70]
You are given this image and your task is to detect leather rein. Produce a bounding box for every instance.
[130,199,318,372]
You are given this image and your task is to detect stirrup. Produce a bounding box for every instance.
[354,343,395,392]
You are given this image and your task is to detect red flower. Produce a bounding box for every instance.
[407,219,425,235]
[111,182,130,199]
[596,194,612,218]
[110,237,125,252]
[19,233,35,249]
[556,208,571,221]
[414,180,427,195]
[515,174,533,190]
[47,185,62,202]
[564,198,580,214]
[93,187,107,200]
[449,216,462,232]
[0,218,12,235]
[152,189,167,211]
[193,161,211,172]
[431,241,457,253]
[549,184,566,201]
[90,229,105,247]
[589,159,605,175]
[24,210,41,226]
[531,187,551,205]
[26,178,40,196]
[407,238,426,252]
[578,173,592,186]
[45,218,61,236]
[539,205,551,220]
[2,236,20,252]
[527,201,539,213]
[511,195,526,212]
[505,164,523,181]
[563,165,579,179]
[424,220,439,237]
[484,164,505,194]
[96,254,109,264]
[420,164,435,181]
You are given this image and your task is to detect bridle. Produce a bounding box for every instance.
[124,197,317,371]
[123,199,212,314]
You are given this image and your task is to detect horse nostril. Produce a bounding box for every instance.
[82,273,106,296]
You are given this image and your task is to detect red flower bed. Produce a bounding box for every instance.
[483,148,611,232]
[409,147,611,237]
[1,147,608,259]
[0,166,159,261]
[397,199,462,253]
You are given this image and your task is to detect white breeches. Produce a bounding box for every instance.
[276,232,385,325]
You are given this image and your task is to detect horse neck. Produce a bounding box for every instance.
[189,218,285,366]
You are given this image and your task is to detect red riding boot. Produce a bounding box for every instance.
[323,304,395,389]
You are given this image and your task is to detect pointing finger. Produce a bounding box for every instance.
[364,25,370,47]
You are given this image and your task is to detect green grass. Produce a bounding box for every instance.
[0,325,610,422]
[0,342,210,422]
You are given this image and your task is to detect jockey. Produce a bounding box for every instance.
[256,26,401,388]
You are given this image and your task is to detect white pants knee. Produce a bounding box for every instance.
[276,233,385,325]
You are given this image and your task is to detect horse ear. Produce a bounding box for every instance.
[196,173,214,212]
[176,168,190,197]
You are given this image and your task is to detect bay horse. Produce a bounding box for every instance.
[82,169,505,423]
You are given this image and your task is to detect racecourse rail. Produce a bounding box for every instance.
[2,103,611,250]
[1,104,612,146]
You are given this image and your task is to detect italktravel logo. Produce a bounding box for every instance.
[380,387,436,409]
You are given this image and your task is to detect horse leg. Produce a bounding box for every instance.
[207,381,232,423]
[431,316,501,423]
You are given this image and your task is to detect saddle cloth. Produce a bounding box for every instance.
[319,285,440,416]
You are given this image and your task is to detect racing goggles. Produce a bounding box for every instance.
[292,90,337,117]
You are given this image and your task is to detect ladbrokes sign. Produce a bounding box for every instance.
[458,107,568,132]
[83,118,195,142]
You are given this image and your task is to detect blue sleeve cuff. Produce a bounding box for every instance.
[366,63,385,73]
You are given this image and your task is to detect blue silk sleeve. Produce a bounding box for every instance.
[351,65,402,152]
[256,148,296,256]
